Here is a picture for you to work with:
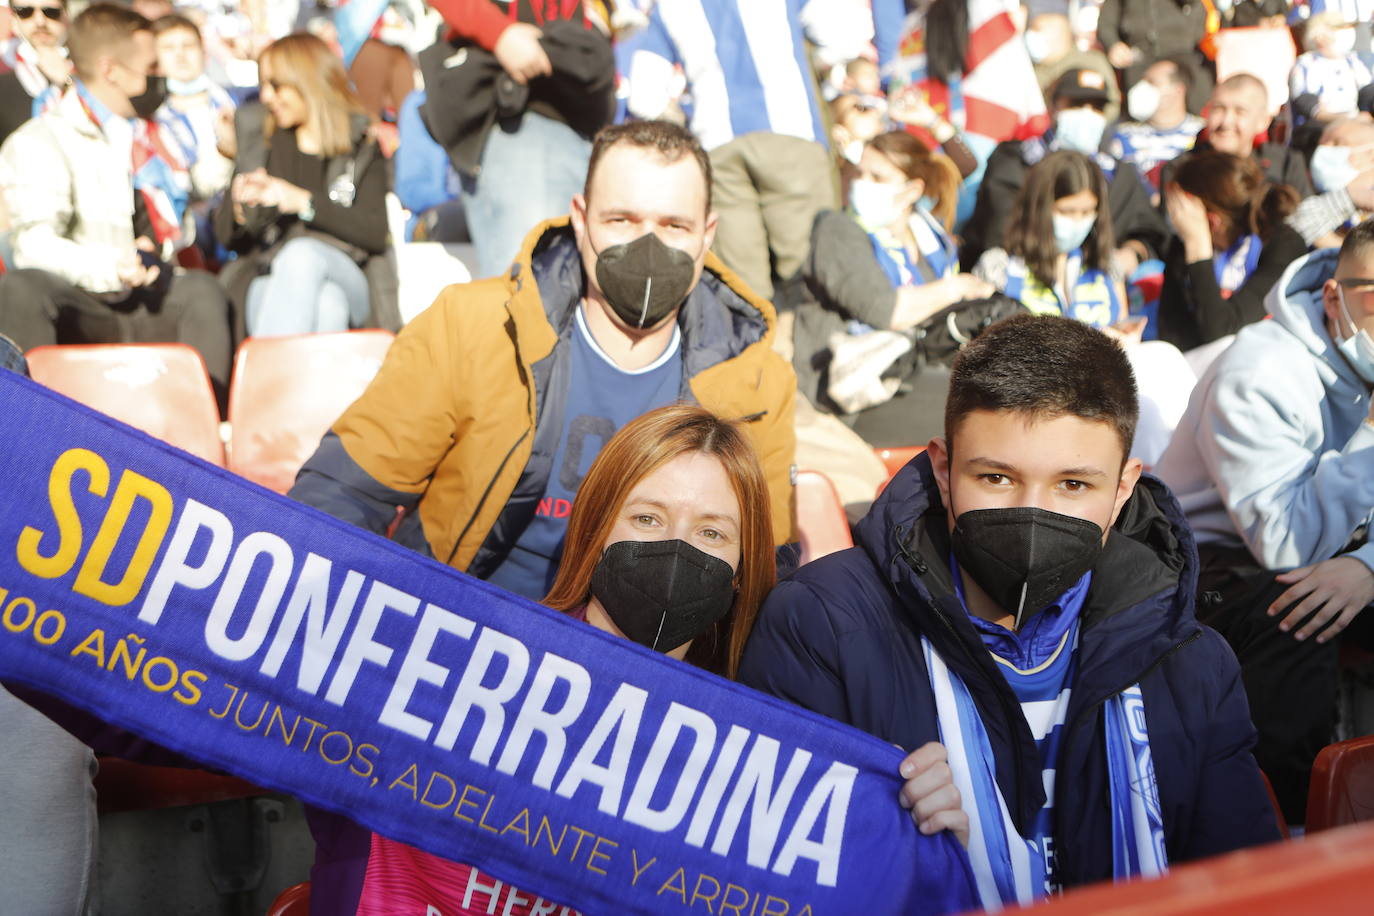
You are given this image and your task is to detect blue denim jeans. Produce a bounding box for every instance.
[247,236,371,337]
[461,111,592,279]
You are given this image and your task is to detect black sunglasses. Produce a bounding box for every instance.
[12,5,63,21]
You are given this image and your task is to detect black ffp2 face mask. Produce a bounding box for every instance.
[589,538,736,653]
[130,76,168,120]
[950,506,1104,629]
[593,232,698,330]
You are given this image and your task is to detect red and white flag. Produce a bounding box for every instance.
[886,0,1049,146]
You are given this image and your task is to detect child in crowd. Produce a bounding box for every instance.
[973,150,1126,329]
[153,14,234,198]
[740,313,1280,908]
[1290,12,1372,123]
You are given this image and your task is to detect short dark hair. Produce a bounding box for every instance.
[68,2,151,80]
[584,120,713,213]
[1338,217,1374,267]
[945,313,1139,457]
[151,13,201,42]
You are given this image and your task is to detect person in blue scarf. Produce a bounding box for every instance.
[1158,150,1305,350]
[973,150,1127,330]
[796,129,998,447]
[739,313,1280,908]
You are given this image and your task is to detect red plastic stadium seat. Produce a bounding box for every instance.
[796,470,853,566]
[1306,734,1374,833]
[25,343,224,465]
[227,330,394,493]
[1003,821,1374,916]
[1260,769,1290,839]
[876,446,926,479]
[267,881,311,916]
[94,758,263,814]
[875,446,926,497]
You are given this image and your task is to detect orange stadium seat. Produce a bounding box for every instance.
[227,330,394,494]
[796,470,853,566]
[1005,821,1374,915]
[876,446,927,479]
[876,446,926,497]
[1306,734,1374,833]
[24,343,224,465]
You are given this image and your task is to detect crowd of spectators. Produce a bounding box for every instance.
[0,0,1372,913]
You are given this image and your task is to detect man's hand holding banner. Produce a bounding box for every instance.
[0,371,977,915]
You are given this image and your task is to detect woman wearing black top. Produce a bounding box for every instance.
[216,33,388,337]
[1158,150,1304,350]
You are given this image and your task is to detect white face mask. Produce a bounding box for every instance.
[1024,30,1052,63]
[1310,145,1364,193]
[1127,80,1161,122]
[1327,27,1358,57]
[849,178,905,227]
[1336,286,1374,383]
[842,139,865,165]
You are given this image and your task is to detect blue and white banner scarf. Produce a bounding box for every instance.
[1212,234,1261,300]
[0,371,978,916]
[923,638,1167,910]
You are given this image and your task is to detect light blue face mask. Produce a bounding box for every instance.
[166,74,213,97]
[1052,213,1096,253]
[1310,145,1363,193]
[918,194,938,213]
[1055,107,1108,154]
[1336,286,1374,384]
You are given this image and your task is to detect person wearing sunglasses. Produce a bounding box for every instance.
[0,0,69,144]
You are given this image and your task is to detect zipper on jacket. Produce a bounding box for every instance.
[895,525,1038,826]
[445,427,532,567]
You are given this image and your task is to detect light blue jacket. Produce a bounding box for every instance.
[1156,248,1374,571]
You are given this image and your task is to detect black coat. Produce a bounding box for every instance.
[418,19,615,178]
[738,455,1280,888]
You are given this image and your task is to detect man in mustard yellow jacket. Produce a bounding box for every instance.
[290,119,796,599]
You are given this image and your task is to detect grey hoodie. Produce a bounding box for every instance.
[1155,248,1374,572]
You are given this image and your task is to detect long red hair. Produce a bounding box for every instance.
[543,405,775,678]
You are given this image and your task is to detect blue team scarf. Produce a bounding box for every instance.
[75,79,189,245]
[923,636,1166,910]
[1003,250,1125,329]
[0,371,978,916]
[1212,234,1261,299]
[864,206,959,290]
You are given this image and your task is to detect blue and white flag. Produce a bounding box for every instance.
[0,371,978,916]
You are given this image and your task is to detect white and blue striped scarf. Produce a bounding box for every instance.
[924,640,1167,909]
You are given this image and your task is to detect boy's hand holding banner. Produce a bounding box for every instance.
[0,371,977,915]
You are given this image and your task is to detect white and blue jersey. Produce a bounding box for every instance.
[621,0,871,151]
[1106,116,1203,194]
[486,306,684,599]
[1290,51,1373,117]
